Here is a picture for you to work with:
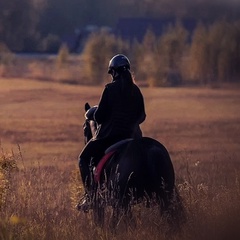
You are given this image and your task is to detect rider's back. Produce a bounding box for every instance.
[95,77,145,140]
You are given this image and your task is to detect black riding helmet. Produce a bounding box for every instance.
[108,54,130,75]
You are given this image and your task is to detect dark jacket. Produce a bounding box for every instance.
[94,77,146,140]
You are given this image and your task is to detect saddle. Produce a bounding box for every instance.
[93,138,133,182]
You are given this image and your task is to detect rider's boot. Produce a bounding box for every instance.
[76,193,91,212]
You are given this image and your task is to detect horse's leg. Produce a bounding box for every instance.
[159,187,186,232]
[93,203,105,227]
[110,205,120,232]
[123,205,137,230]
[159,191,172,215]
[92,190,105,227]
[169,187,186,226]
[110,205,136,233]
[110,194,130,230]
[110,195,137,232]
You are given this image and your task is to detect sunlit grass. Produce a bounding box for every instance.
[0,147,240,240]
[0,77,240,239]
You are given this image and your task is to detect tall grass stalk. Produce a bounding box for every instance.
[1,148,240,239]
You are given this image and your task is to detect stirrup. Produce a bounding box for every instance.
[76,195,92,213]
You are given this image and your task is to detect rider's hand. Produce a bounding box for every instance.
[85,105,98,121]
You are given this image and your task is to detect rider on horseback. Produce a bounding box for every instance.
[77,54,146,210]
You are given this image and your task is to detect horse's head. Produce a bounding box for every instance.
[83,102,98,144]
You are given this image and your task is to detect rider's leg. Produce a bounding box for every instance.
[77,140,97,211]
[77,138,119,211]
[78,140,96,192]
[77,155,92,212]
[77,139,107,210]
[79,156,91,191]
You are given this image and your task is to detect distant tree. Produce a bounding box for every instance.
[189,22,209,84]
[189,19,240,85]
[82,29,129,84]
[158,21,189,86]
[0,42,14,65]
[1,0,240,52]
[41,34,61,53]
[217,21,240,83]
[133,21,190,87]
[131,39,143,75]
[206,21,223,84]
[232,21,240,82]
[206,20,240,84]
[137,29,160,86]
[0,0,45,51]
[39,0,118,36]
[56,43,69,67]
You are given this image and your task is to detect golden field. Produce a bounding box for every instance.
[0,77,240,240]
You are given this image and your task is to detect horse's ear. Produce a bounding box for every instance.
[85,102,91,112]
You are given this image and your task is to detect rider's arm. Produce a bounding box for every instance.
[94,85,109,124]
[135,86,146,124]
[138,93,146,124]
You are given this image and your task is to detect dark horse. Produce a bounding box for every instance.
[81,103,184,228]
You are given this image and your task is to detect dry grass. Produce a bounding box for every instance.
[0,77,240,239]
[1,55,91,85]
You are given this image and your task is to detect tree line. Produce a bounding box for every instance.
[0,0,239,86]
[0,0,239,52]
[81,19,240,86]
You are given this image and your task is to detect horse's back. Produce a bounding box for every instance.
[106,137,175,199]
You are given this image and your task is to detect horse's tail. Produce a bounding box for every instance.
[146,139,175,189]
[144,138,186,224]
[141,138,175,210]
